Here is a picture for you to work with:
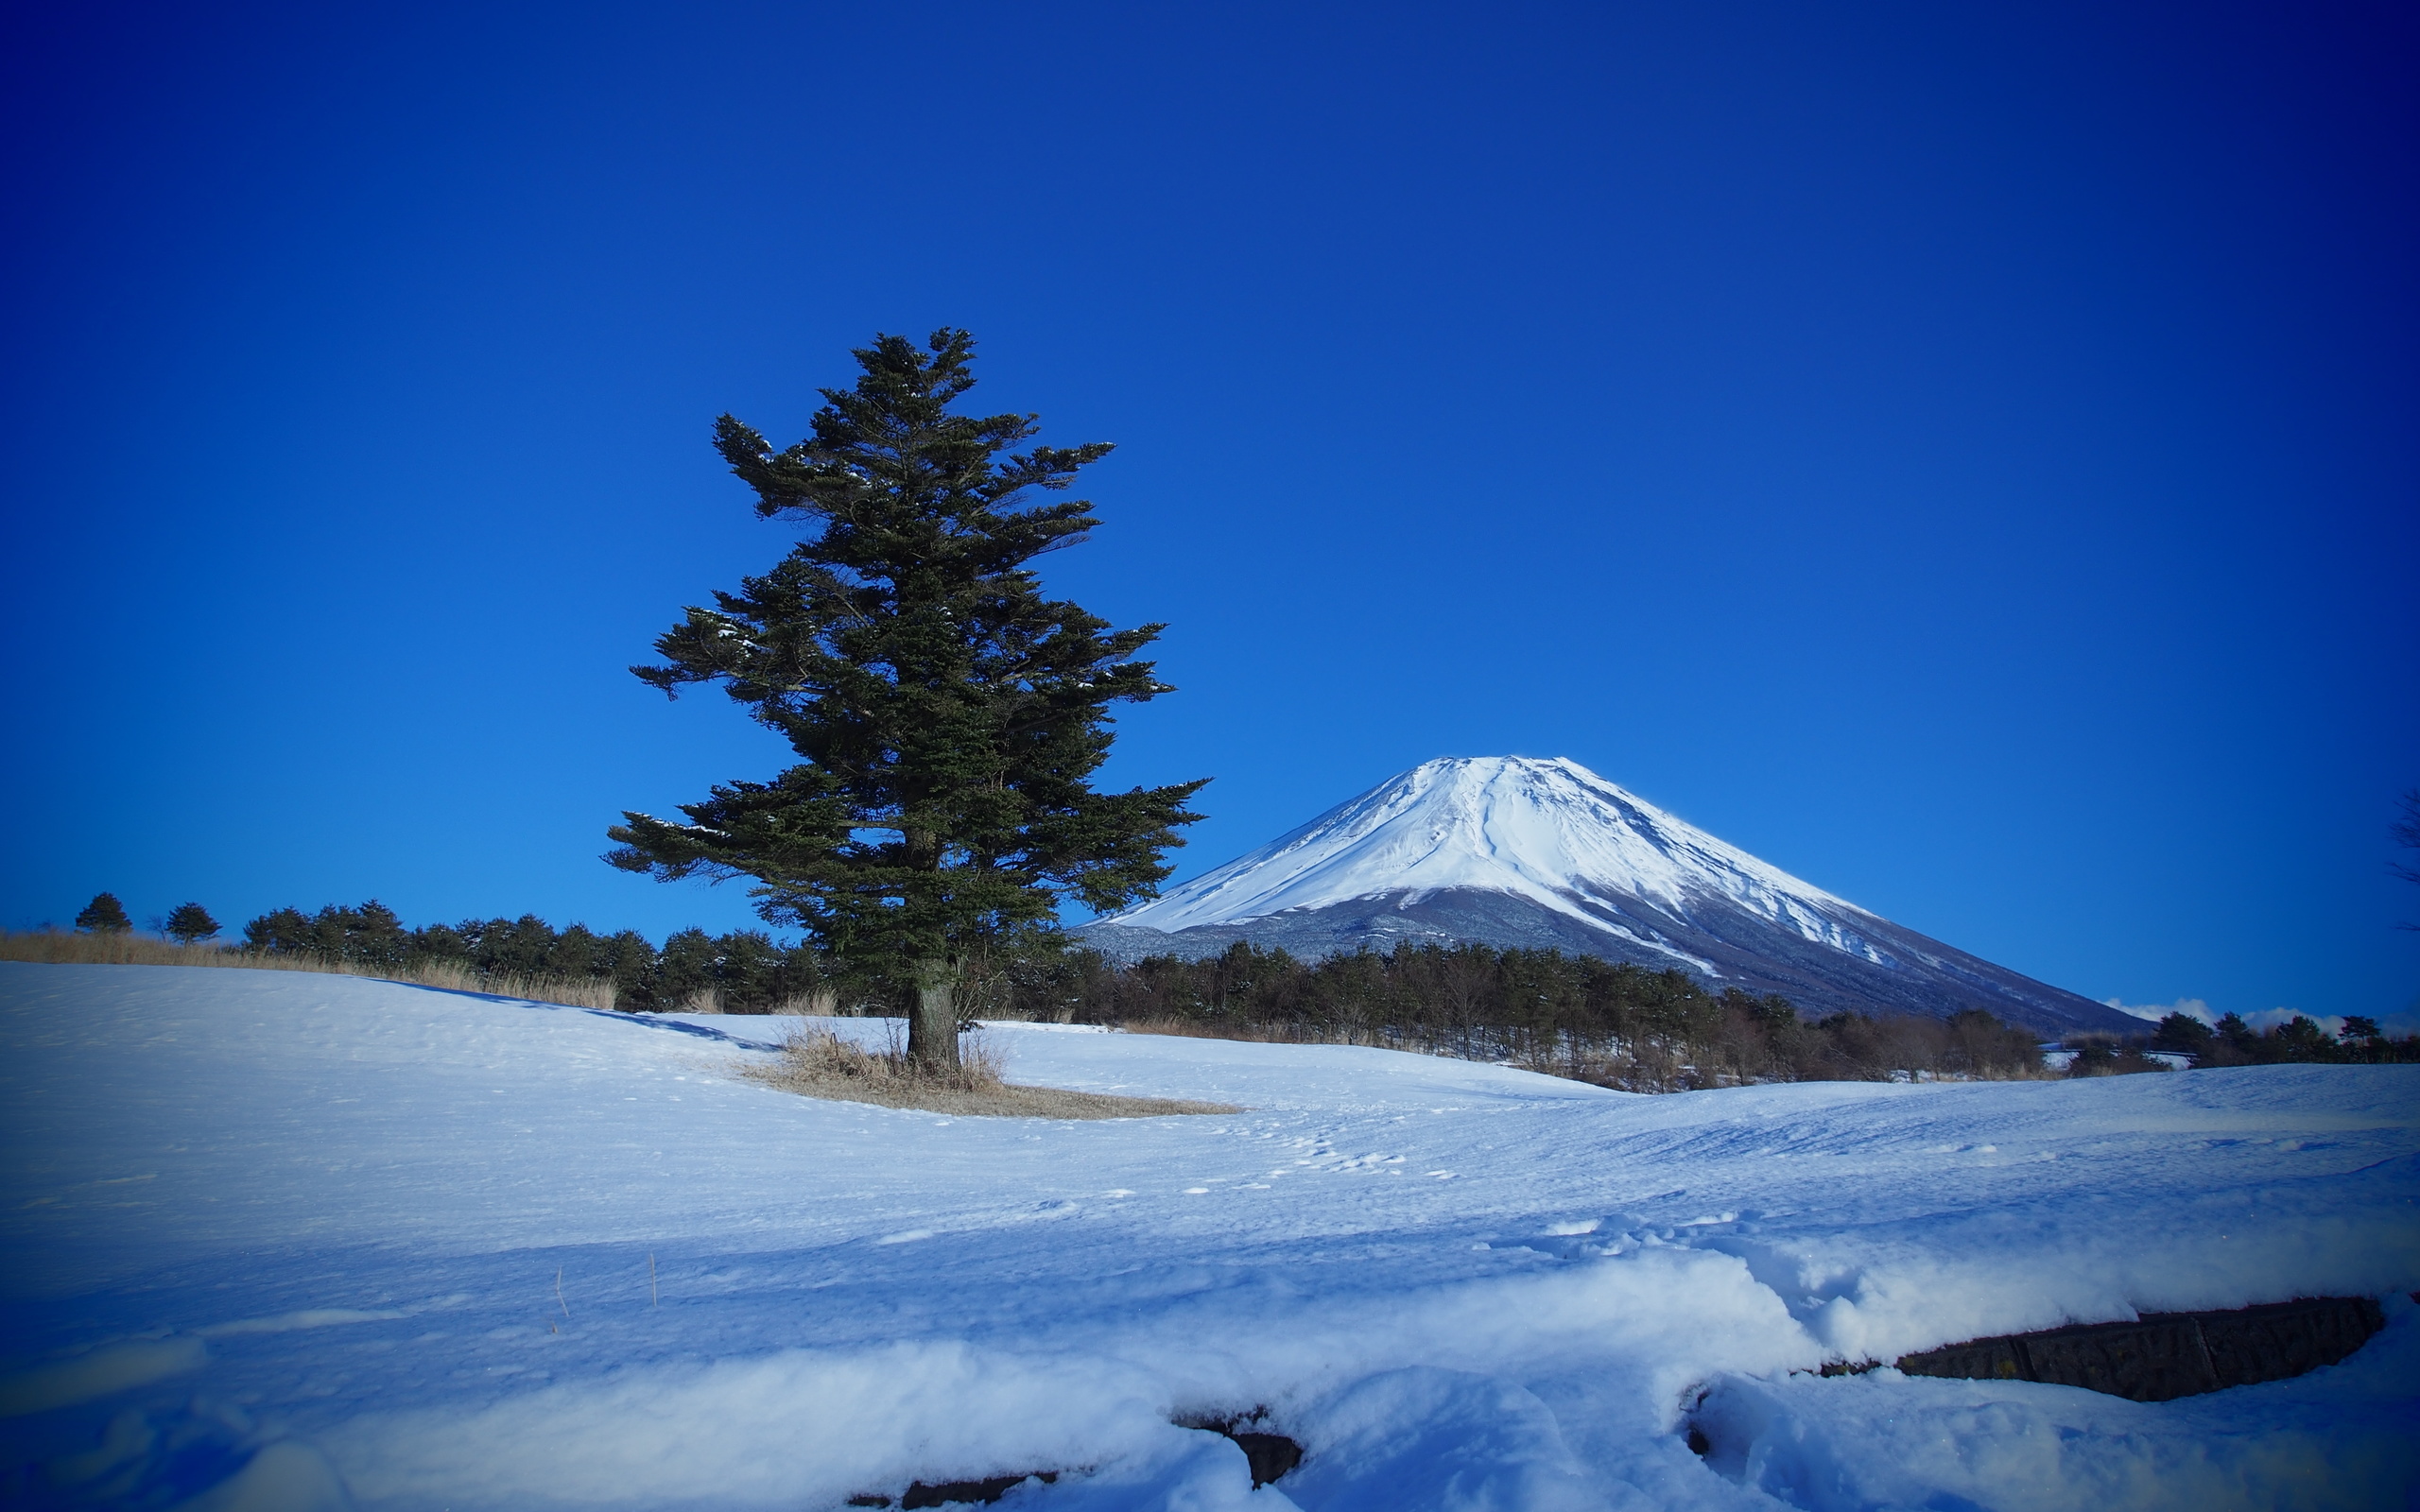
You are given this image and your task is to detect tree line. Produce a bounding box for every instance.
[2146,1009,2417,1067]
[71,890,2420,1086]
[1006,944,2417,1082]
[239,902,826,1013]
[983,940,2054,1091]
[230,908,2048,1089]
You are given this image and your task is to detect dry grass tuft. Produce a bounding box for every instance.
[745,1025,1241,1119]
[386,957,619,1011]
[3,931,278,970]
[0,930,619,1011]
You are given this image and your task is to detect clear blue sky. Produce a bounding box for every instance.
[5,2,2414,1022]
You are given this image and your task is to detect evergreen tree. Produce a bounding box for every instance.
[164,902,221,944]
[2212,1011,2261,1057]
[75,892,131,933]
[654,927,725,1011]
[598,929,663,1008]
[608,330,1207,1068]
[2267,1014,2338,1061]
[2149,1010,2215,1058]
[239,901,409,967]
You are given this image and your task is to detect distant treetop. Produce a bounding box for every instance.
[75,892,131,934]
[164,902,222,944]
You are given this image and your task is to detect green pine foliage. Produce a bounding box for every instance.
[163,902,222,944]
[607,330,1206,1066]
[74,892,132,933]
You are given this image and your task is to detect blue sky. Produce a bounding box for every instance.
[5,2,2414,1021]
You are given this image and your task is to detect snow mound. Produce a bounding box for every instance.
[3,963,2414,1510]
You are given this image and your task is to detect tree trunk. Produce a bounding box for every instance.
[908,958,959,1072]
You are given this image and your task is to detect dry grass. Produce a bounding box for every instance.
[0,930,619,1011]
[745,1024,1241,1119]
[4,931,289,970]
[387,958,619,1011]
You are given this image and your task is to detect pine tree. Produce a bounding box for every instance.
[164,902,221,944]
[75,892,132,933]
[2149,1010,2214,1058]
[607,330,1207,1067]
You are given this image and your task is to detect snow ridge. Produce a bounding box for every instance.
[1109,756,1876,954]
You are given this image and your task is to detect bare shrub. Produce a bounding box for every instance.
[746,1024,1238,1119]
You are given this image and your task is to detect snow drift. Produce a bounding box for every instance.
[2,962,2413,1510]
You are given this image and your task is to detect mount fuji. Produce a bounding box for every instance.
[1082,756,2138,1036]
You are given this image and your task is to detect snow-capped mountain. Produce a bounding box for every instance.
[1085,756,2136,1035]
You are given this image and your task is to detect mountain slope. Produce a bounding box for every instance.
[1086,756,2137,1035]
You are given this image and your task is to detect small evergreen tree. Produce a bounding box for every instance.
[164,902,221,944]
[75,892,131,933]
[2149,1011,2214,1057]
[2066,1040,2118,1076]
[609,330,1206,1067]
[2212,1011,2262,1059]
[655,927,725,1011]
[243,906,316,955]
[598,929,663,1008]
[2267,1014,2338,1061]
[472,914,561,978]
[239,902,409,967]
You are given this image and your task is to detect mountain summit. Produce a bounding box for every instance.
[1085,756,2135,1035]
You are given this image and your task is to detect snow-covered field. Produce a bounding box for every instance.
[3,963,2415,1512]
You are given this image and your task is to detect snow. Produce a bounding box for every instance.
[1103,758,1886,961]
[4,961,2416,1510]
[1690,1333,2420,1512]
